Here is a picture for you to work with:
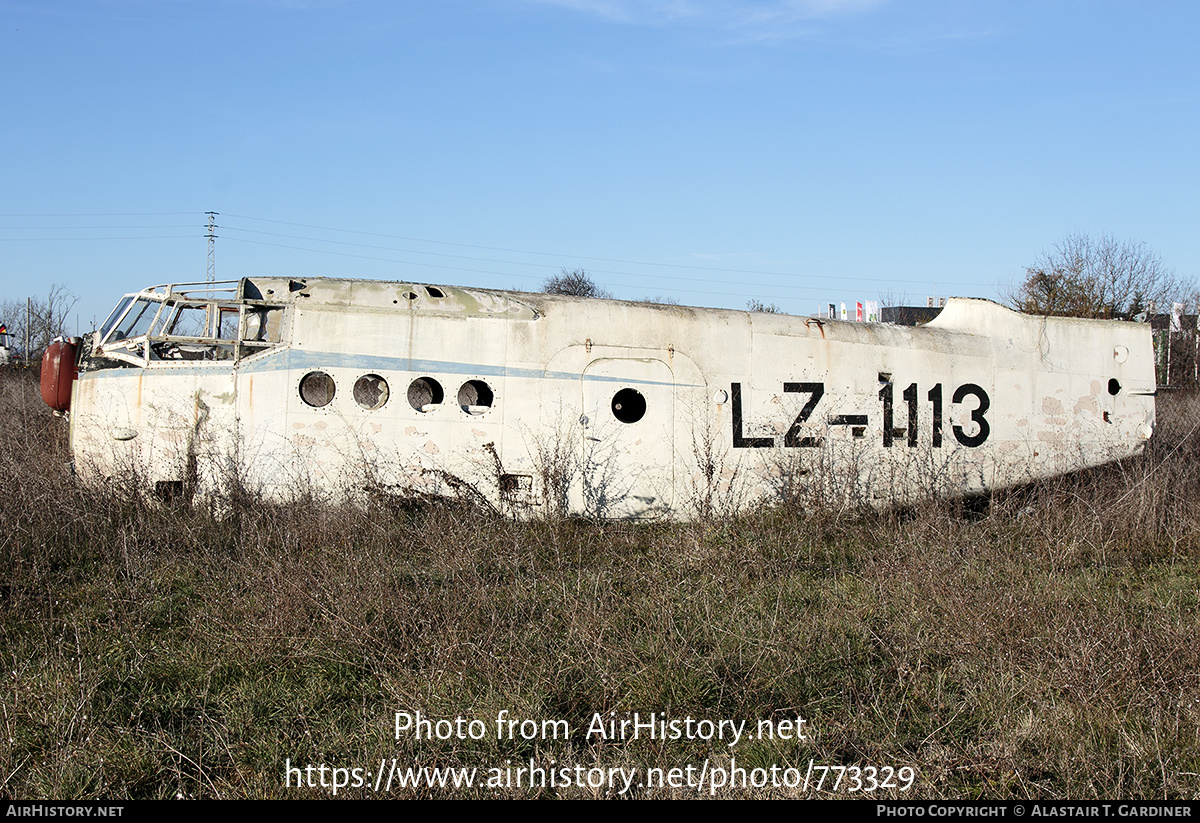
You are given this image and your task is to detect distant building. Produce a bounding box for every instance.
[1142,312,1198,388]
[1145,312,1197,333]
[881,305,943,326]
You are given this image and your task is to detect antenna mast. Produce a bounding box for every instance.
[205,211,218,283]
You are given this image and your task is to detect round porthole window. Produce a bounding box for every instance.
[407,377,444,412]
[354,374,390,410]
[457,380,494,415]
[299,371,336,408]
[611,388,646,424]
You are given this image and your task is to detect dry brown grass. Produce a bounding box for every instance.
[1,368,1198,798]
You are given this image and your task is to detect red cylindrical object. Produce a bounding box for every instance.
[40,339,78,411]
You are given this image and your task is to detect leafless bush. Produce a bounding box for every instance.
[525,412,581,519]
[746,299,783,314]
[541,268,611,299]
[686,409,746,521]
[0,284,79,364]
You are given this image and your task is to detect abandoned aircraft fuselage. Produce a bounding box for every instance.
[53,276,1156,517]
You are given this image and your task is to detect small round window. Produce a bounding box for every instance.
[354,374,390,411]
[458,380,494,415]
[408,377,444,412]
[611,388,646,424]
[299,371,336,408]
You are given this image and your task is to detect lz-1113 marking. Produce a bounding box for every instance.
[731,381,991,450]
[40,276,1155,518]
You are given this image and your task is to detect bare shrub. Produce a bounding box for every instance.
[541,268,611,299]
[0,284,78,364]
[746,299,783,314]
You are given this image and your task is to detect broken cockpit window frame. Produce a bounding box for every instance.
[148,300,237,362]
[94,281,286,367]
[99,296,135,340]
[95,296,166,364]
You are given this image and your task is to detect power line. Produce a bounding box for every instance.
[0,225,196,229]
[0,224,196,229]
[0,235,195,241]
[219,225,985,291]
[220,212,969,284]
[0,209,997,303]
[222,235,963,303]
[0,209,986,288]
[0,211,199,217]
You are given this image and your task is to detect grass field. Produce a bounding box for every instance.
[1,368,1198,798]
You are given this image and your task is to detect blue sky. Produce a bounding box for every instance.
[2,0,1197,329]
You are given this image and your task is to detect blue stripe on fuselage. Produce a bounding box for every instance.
[81,347,691,388]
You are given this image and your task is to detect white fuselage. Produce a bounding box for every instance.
[68,277,1156,517]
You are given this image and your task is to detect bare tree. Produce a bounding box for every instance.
[0,284,79,362]
[1006,233,1189,319]
[541,268,611,299]
[746,298,783,314]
